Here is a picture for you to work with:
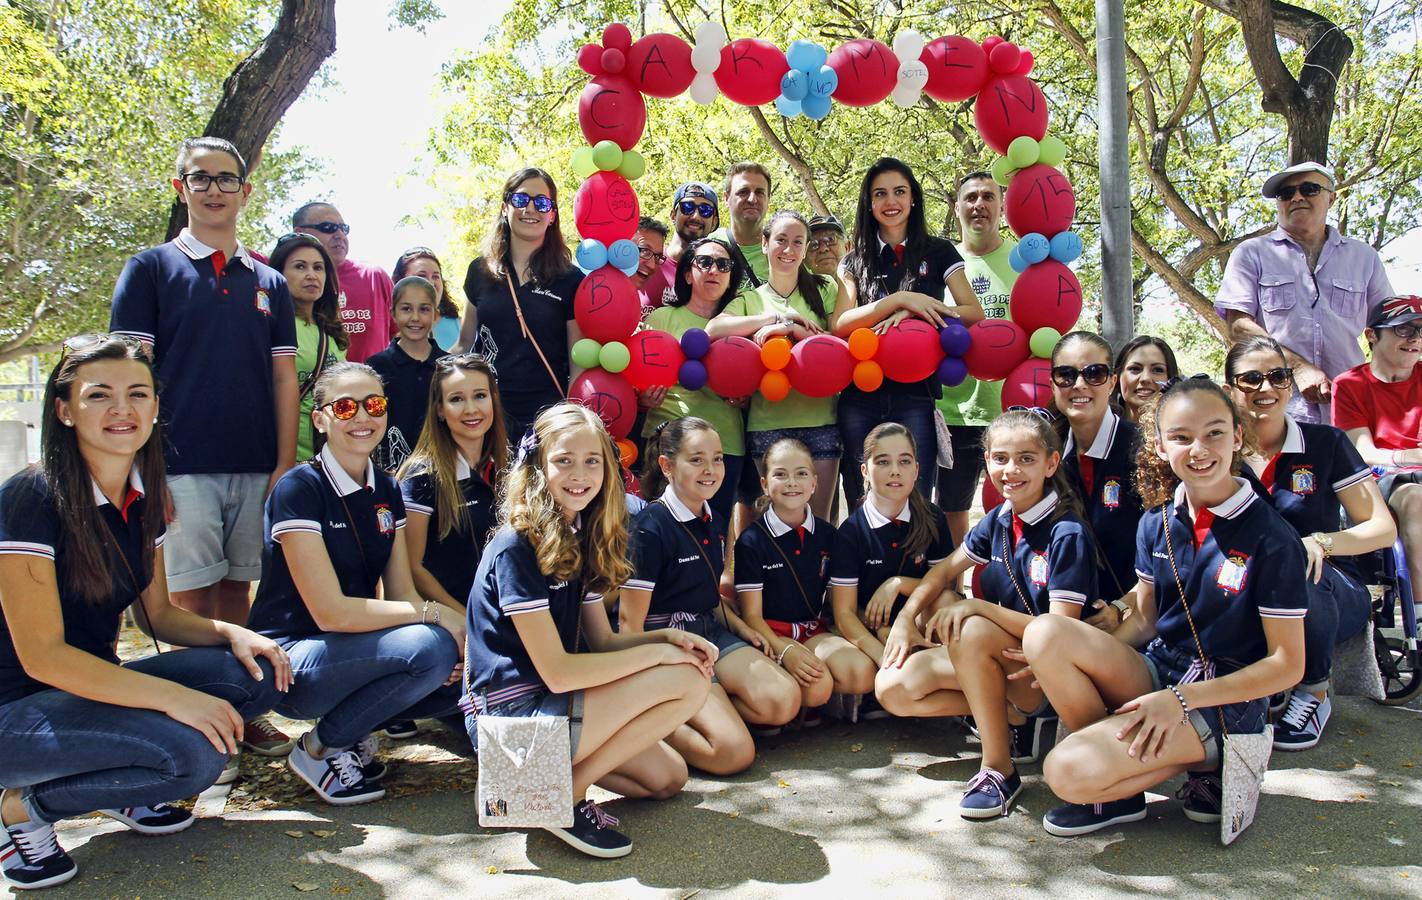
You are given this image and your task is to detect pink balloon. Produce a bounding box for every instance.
[577,75,646,151]
[715,39,789,106]
[1016,50,1035,75]
[573,171,640,246]
[827,39,897,106]
[973,74,1048,155]
[569,369,637,439]
[920,36,989,103]
[1009,260,1083,336]
[577,44,602,76]
[961,320,1030,381]
[787,335,854,398]
[574,267,641,344]
[1004,163,1076,238]
[988,42,1021,75]
[627,33,695,98]
[999,357,1055,410]
[602,22,632,52]
[704,336,765,398]
[877,319,946,383]
[622,329,685,391]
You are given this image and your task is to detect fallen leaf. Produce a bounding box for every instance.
[191,855,208,863]
[777,778,790,789]
[1403,762,1416,768]
[485,866,498,874]
[850,744,863,753]
[310,830,336,838]
[1380,779,1403,787]
[332,889,351,895]
[1027,837,1037,844]
[728,811,740,818]
[293,883,319,893]
[285,830,304,839]
[1304,866,1319,874]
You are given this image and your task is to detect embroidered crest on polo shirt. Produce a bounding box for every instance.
[375,504,395,536]
[918,261,928,277]
[255,288,272,316]
[1103,479,1121,509]
[1215,552,1249,594]
[1290,466,1316,495]
[1029,552,1049,587]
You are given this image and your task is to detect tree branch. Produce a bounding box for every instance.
[747,108,829,216]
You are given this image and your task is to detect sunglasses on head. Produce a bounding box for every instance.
[1229,367,1293,392]
[507,192,554,213]
[691,255,733,273]
[322,394,388,420]
[1007,405,1055,422]
[678,200,716,219]
[1050,363,1112,388]
[1275,181,1330,201]
[60,333,143,363]
[302,221,350,235]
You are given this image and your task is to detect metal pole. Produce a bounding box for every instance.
[1095,0,1133,348]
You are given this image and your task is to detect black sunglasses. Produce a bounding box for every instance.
[275,232,321,248]
[678,200,716,219]
[1229,367,1293,392]
[691,255,733,273]
[1051,363,1112,388]
[301,221,351,235]
[1275,182,1331,201]
[1159,373,1213,391]
[508,192,554,213]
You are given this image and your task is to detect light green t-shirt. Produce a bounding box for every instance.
[641,305,746,456]
[939,239,1017,426]
[709,226,768,286]
[722,279,837,432]
[295,317,346,461]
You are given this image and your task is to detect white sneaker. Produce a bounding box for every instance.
[286,738,385,806]
[213,752,239,786]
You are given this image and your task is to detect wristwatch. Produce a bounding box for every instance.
[1311,532,1334,558]
[1109,598,1130,617]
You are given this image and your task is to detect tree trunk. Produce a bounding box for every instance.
[165,0,338,239]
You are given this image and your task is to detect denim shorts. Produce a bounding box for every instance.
[465,687,584,756]
[1141,638,1266,770]
[647,611,750,658]
[164,472,268,590]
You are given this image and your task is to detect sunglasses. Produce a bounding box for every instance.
[1051,363,1113,388]
[678,200,716,219]
[808,236,841,251]
[1229,367,1293,392]
[1275,182,1331,201]
[691,255,733,273]
[322,394,388,420]
[1382,322,1422,340]
[507,192,555,213]
[1159,373,1214,391]
[275,231,322,248]
[302,221,351,235]
[60,333,144,363]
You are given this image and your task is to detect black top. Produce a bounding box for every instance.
[734,510,836,622]
[1060,409,1145,597]
[366,338,448,471]
[400,457,497,604]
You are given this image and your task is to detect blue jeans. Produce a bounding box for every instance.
[0,648,280,824]
[277,624,461,750]
[1301,565,1373,691]
[837,389,938,503]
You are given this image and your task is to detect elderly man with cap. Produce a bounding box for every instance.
[1215,161,1394,423]
[640,182,719,310]
[807,214,847,278]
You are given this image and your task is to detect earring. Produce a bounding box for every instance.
[62,419,73,426]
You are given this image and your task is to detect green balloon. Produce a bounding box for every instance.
[572,338,603,369]
[1007,135,1040,169]
[1038,135,1067,167]
[571,146,597,179]
[990,155,1015,187]
[940,375,978,402]
[599,341,631,373]
[1029,327,1063,359]
[592,140,623,172]
[617,149,646,180]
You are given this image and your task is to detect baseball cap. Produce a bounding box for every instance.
[1368,295,1422,330]
[807,214,844,234]
[1261,161,1336,199]
[674,182,718,207]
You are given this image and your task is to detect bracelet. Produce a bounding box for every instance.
[421,600,440,626]
[1167,684,1190,725]
[776,644,793,666]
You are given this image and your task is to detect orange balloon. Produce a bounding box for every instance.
[760,369,791,402]
[615,438,638,468]
[853,360,884,392]
[760,336,792,371]
[848,327,879,361]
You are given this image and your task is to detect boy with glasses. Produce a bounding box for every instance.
[292,202,394,363]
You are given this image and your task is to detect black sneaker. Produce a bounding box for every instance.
[1,819,77,890]
[1042,793,1147,837]
[1010,715,1056,764]
[545,800,632,859]
[1176,773,1222,824]
[355,733,387,784]
[381,720,419,740]
[99,803,195,835]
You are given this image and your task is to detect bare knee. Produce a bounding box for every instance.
[1022,613,1074,664]
[949,615,1005,656]
[804,673,834,709]
[761,674,803,725]
[700,728,756,775]
[645,751,689,800]
[1042,740,1109,803]
[874,667,914,716]
[834,655,877,695]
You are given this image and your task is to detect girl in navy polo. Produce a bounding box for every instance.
[880,410,1093,820]
[1225,336,1395,751]
[623,417,799,775]
[368,275,449,471]
[464,404,714,859]
[735,439,875,720]
[248,362,465,807]
[1022,378,1308,837]
[0,336,289,891]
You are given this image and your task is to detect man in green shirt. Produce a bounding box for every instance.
[710,161,772,287]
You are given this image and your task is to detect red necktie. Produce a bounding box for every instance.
[211,250,226,278]
[1260,454,1280,494]
[1191,507,1215,550]
[1078,454,1095,497]
[893,243,906,264]
[1010,515,1024,548]
[795,525,805,554]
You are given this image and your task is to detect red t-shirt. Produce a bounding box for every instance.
[1331,362,1422,450]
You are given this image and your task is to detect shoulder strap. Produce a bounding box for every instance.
[504,269,566,400]
[728,241,763,288]
[1157,503,1230,737]
[999,523,1040,617]
[656,498,720,587]
[312,458,370,574]
[299,327,330,401]
[757,519,819,620]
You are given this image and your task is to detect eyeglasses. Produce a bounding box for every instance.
[1158,373,1213,391]
[322,394,388,420]
[691,255,733,273]
[808,236,841,251]
[180,172,244,193]
[1050,363,1113,388]
[1383,322,1422,340]
[1228,367,1293,392]
[300,221,351,235]
[507,192,554,213]
[637,247,667,264]
[678,200,716,219]
[1275,182,1331,201]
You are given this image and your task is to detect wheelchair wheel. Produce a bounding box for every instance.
[1375,632,1422,705]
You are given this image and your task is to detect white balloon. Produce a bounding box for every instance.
[695,21,728,47]
[690,72,718,104]
[897,59,930,92]
[892,29,925,64]
[891,84,921,108]
[691,43,721,74]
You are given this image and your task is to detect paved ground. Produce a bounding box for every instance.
[30,686,1422,899]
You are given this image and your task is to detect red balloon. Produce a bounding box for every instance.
[627,33,695,98]
[715,39,789,106]
[1009,260,1083,336]
[577,44,602,76]
[961,320,1030,381]
[569,369,637,439]
[577,75,646,151]
[973,74,1048,155]
[704,336,765,398]
[920,36,989,103]
[1004,164,1076,238]
[827,39,897,106]
[573,171,640,246]
[999,357,1055,410]
[877,319,946,383]
[574,267,641,343]
[602,23,632,51]
[787,335,854,398]
[622,330,685,391]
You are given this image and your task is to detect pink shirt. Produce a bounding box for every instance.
[639,256,680,311]
[335,258,394,363]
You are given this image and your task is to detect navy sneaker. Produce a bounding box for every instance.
[546,800,632,859]
[959,768,1023,819]
[381,720,419,740]
[1176,773,1222,824]
[858,693,890,721]
[355,733,388,784]
[1010,715,1056,764]
[287,738,385,806]
[1,820,77,890]
[99,803,195,835]
[1042,793,1148,837]
[1274,690,1330,751]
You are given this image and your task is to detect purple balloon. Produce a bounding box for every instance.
[937,356,968,388]
[680,328,711,360]
[679,359,709,391]
[940,322,971,357]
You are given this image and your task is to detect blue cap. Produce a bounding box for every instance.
[674,182,718,207]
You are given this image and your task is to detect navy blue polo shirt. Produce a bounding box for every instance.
[367,338,448,471]
[249,445,406,641]
[400,454,496,604]
[962,491,1095,615]
[829,497,953,608]
[1251,416,1373,582]
[1135,478,1308,667]
[1062,408,1145,596]
[466,524,602,703]
[0,467,163,707]
[734,509,835,622]
[625,490,725,617]
[110,230,297,474]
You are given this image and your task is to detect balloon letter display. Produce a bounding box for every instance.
[1004,164,1076,239]
[622,330,685,390]
[973,74,1048,155]
[1008,260,1083,336]
[569,369,637,438]
[827,39,897,106]
[999,357,1055,410]
[877,319,946,383]
[715,39,789,106]
[627,33,695,98]
[573,171,641,246]
[577,76,647,151]
[961,320,1029,381]
[704,336,765,397]
[920,36,988,102]
[573,268,641,343]
[787,335,854,398]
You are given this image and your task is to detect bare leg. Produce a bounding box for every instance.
[1022,614,1154,731]
[811,459,839,521]
[0,788,29,827]
[947,617,1042,774]
[573,664,709,797]
[214,579,253,626]
[665,685,757,776]
[1389,484,1422,611]
[806,633,872,698]
[945,511,970,591]
[875,645,971,718]
[1044,713,1206,804]
[716,646,801,725]
[596,741,688,800]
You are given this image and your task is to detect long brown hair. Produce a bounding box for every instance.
[1134,378,1258,509]
[40,336,169,604]
[983,409,1083,521]
[481,167,573,287]
[761,210,829,321]
[861,422,939,560]
[268,233,349,351]
[397,354,508,541]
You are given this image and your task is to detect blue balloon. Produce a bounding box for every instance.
[939,322,971,357]
[775,96,803,118]
[1049,230,1084,264]
[780,69,808,102]
[937,356,968,388]
[1008,244,1027,273]
[607,238,639,272]
[575,239,607,273]
[802,93,832,121]
[807,65,838,97]
[680,327,711,360]
[786,40,827,72]
[678,359,709,392]
[618,264,638,278]
[1019,233,1050,265]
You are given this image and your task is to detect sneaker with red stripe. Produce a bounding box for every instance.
[286,737,385,806]
[1,820,77,890]
[99,803,195,835]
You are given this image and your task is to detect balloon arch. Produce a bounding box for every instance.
[563,23,1083,465]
